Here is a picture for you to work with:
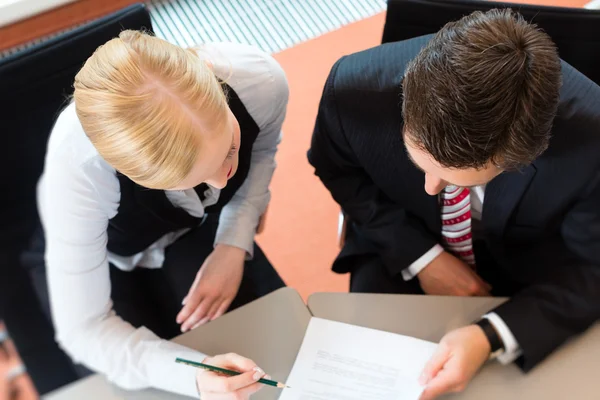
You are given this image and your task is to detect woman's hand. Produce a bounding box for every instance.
[0,341,10,400]
[196,353,267,400]
[177,244,245,332]
[0,322,39,400]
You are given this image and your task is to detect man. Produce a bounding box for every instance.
[309,9,600,400]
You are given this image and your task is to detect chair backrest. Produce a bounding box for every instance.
[0,3,153,256]
[382,0,600,86]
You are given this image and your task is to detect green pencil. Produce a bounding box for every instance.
[175,357,290,389]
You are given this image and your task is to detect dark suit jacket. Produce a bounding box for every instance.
[308,35,600,371]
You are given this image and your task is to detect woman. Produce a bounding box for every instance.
[33,31,287,398]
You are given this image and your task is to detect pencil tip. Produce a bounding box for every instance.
[276,383,292,389]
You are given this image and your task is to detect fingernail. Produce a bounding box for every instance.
[181,297,187,306]
[265,375,272,380]
[191,319,207,331]
[181,325,187,333]
[253,367,265,381]
[419,374,428,386]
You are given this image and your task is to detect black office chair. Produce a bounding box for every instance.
[382,0,600,86]
[0,4,153,394]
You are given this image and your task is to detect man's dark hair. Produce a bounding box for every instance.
[402,9,562,170]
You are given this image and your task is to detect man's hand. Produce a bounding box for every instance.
[417,251,492,296]
[419,325,491,400]
[177,244,245,332]
[196,353,267,400]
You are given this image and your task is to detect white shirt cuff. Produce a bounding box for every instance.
[401,244,444,281]
[144,339,206,398]
[483,312,523,365]
[215,208,259,259]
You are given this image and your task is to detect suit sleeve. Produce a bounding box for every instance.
[307,58,439,276]
[493,172,600,371]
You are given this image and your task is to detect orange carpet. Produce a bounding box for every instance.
[257,0,589,300]
[256,14,387,300]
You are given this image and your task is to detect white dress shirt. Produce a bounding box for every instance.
[401,185,522,364]
[585,0,600,9]
[37,42,288,398]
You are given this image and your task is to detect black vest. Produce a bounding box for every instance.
[107,85,260,256]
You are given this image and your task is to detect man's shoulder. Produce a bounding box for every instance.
[542,62,600,172]
[555,62,600,140]
[559,61,600,115]
[330,35,433,94]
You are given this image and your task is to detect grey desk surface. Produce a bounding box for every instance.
[45,289,600,400]
[308,293,600,400]
[44,287,311,400]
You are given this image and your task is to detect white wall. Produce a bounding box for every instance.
[0,0,78,28]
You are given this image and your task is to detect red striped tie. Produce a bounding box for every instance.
[441,185,475,267]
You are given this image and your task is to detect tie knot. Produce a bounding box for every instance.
[442,186,470,200]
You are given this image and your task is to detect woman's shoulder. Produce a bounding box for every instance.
[203,42,283,80]
[40,103,119,215]
[46,103,108,167]
[202,42,289,129]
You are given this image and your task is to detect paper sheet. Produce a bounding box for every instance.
[279,318,437,400]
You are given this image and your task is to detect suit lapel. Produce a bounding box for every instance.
[482,164,537,237]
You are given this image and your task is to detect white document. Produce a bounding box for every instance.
[279,318,438,400]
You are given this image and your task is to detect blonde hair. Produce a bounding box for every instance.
[73,30,228,189]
